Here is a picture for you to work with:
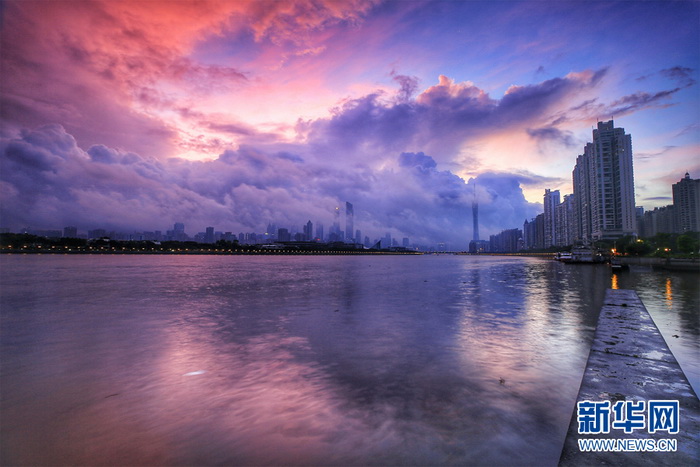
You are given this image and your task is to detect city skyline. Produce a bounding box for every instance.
[1,1,698,248]
[6,163,695,252]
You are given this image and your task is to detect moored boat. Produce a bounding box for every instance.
[609,257,628,271]
[566,244,604,264]
[555,252,573,262]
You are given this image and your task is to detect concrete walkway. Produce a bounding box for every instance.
[559,289,699,466]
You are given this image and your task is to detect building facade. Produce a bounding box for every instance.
[555,194,575,247]
[589,120,636,239]
[489,228,522,253]
[543,189,560,248]
[573,121,636,241]
[638,205,676,237]
[572,150,592,242]
[672,172,700,233]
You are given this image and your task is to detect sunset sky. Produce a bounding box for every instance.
[1,0,698,246]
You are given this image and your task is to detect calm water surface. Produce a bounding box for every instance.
[1,255,697,466]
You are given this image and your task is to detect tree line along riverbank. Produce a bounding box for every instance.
[0,233,421,255]
[1,232,698,259]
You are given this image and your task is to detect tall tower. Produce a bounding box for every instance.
[472,184,479,241]
[345,202,354,242]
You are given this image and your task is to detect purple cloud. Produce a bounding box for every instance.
[1,124,545,248]
[660,66,696,87]
[605,88,681,116]
[526,126,577,148]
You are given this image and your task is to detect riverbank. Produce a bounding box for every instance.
[619,256,700,272]
[560,289,700,466]
[0,248,422,255]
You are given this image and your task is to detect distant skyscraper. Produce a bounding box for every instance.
[332,206,340,236]
[472,185,479,241]
[316,223,324,242]
[543,189,560,248]
[672,172,700,233]
[382,232,391,249]
[266,223,276,236]
[277,228,290,242]
[205,226,215,243]
[303,220,314,241]
[171,222,187,241]
[573,120,635,241]
[88,228,107,239]
[63,226,77,238]
[345,202,354,242]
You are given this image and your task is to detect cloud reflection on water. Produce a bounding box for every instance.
[1,255,695,465]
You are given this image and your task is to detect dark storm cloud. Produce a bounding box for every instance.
[526,126,577,148]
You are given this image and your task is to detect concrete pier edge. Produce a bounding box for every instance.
[559,289,700,466]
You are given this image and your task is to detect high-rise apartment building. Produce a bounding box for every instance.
[672,172,700,233]
[555,194,574,247]
[573,120,636,241]
[639,205,676,237]
[572,149,592,241]
[489,228,522,253]
[543,189,560,248]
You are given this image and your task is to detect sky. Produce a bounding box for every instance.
[1,0,698,247]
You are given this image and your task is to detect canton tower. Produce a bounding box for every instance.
[472,184,479,241]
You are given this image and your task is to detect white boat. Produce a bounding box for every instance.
[555,252,573,262]
[567,245,604,263]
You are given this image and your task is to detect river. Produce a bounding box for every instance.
[0,255,697,466]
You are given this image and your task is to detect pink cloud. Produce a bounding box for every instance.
[1,0,379,159]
